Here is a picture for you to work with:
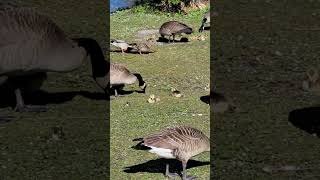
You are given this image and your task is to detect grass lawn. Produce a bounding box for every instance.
[213,1,320,179]
[110,7,210,180]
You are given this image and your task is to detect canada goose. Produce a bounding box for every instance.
[110,39,132,53]
[128,38,156,54]
[0,8,109,112]
[159,21,193,43]
[133,126,210,180]
[302,68,320,95]
[110,62,146,96]
[199,11,210,33]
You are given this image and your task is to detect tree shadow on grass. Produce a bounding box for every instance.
[123,158,210,176]
[288,106,320,137]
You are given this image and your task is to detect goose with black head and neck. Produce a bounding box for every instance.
[0,7,109,120]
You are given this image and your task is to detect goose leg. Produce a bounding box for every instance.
[182,160,197,180]
[14,88,47,112]
[199,24,204,33]
[172,35,175,42]
[165,164,179,178]
[114,89,118,97]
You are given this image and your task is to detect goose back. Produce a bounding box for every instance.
[159,21,193,36]
[0,8,87,75]
[140,126,210,161]
[110,63,137,85]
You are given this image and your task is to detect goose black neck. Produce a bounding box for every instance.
[133,73,145,87]
[73,38,108,78]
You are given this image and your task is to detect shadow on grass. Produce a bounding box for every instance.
[0,90,107,109]
[200,95,210,104]
[123,158,210,175]
[289,106,320,137]
[109,85,146,98]
[110,49,155,54]
[201,26,210,31]
[157,37,190,43]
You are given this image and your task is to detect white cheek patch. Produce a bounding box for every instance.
[147,146,175,159]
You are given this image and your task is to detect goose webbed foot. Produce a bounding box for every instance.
[165,164,179,178]
[14,105,47,112]
[165,172,179,179]
[183,175,197,180]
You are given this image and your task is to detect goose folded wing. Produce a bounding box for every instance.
[142,135,179,150]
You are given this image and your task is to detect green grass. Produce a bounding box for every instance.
[213,1,320,179]
[110,7,210,180]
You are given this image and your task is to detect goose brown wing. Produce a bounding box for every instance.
[143,134,179,150]
[142,126,204,149]
[110,63,131,74]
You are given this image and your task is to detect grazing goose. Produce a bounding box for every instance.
[0,8,109,113]
[133,126,210,180]
[110,62,146,96]
[110,39,132,53]
[128,38,156,54]
[199,11,210,33]
[159,21,193,43]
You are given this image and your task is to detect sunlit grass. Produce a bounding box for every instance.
[110,7,210,180]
